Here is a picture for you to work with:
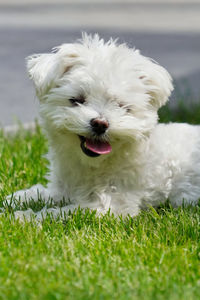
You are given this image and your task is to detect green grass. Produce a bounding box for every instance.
[0,104,200,300]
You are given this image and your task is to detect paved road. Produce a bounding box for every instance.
[1,1,200,126]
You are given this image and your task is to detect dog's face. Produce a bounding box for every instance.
[27,34,173,160]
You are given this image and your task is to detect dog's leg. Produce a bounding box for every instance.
[12,204,79,222]
[4,184,51,208]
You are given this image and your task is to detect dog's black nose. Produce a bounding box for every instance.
[90,118,109,135]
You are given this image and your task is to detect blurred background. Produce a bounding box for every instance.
[1,0,200,126]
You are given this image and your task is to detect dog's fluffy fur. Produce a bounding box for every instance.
[7,34,200,219]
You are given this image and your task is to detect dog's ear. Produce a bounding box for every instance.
[27,53,62,98]
[139,60,173,109]
[26,45,80,99]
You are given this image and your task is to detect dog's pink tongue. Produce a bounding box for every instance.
[86,138,112,154]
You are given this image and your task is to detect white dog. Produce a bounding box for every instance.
[7,34,200,219]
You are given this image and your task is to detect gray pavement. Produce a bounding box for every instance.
[1,0,200,126]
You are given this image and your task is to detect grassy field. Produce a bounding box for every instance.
[0,103,200,300]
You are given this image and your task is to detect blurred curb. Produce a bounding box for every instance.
[3,121,37,135]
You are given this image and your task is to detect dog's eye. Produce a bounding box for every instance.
[69,95,86,106]
[119,103,131,113]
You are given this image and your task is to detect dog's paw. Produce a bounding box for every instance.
[3,184,48,209]
[14,208,35,222]
[4,190,28,208]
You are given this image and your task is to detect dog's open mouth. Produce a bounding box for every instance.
[79,136,112,158]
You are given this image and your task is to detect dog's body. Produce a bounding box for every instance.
[8,34,200,218]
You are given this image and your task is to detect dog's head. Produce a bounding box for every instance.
[27,34,173,160]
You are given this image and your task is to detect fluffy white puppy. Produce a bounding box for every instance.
[7,34,200,218]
